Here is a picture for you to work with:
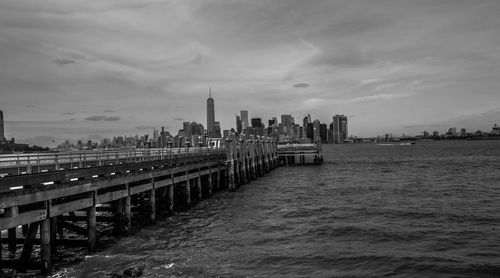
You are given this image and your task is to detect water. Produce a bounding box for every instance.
[56,140,500,277]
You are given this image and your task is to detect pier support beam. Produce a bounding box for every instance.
[40,218,51,275]
[208,167,213,196]
[197,171,202,200]
[124,185,132,235]
[149,186,156,224]
[50,217,57,255]
[185,171,191,208]
[168,182,174,214]
[216,165,221,190]
[7,206,18,254]
[87,191,97,253]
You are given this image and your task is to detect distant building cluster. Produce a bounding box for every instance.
[234,111,349,144]
[421,124,500,139]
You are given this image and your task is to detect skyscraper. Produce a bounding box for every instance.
[313,119,321,142]
[332,115,348,143]
[236,115,242,134]
[207,87,215,137]
[214,121,222,138]
[281,114,293,127]
[0,110,4,141]
[183,122,192,139]
[240,110,248,130]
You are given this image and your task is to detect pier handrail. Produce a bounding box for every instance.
[0,147,225,176]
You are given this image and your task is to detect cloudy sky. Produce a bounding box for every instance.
[1,0,499,146]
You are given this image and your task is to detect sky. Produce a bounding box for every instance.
[1,0,500,146]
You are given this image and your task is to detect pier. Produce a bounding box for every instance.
[0,134,277,274]
[277,142,323,165]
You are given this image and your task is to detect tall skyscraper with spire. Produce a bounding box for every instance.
[0,110,4,141]
[207,87,215,137]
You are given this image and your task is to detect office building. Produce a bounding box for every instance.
[281,114,293,127]
[306,123,313,140]
[332,115,348,143]
[207,87,215,137]
[241,110,249,130]
[183,122,192,139]
[214,121,222,138]
[236,115,242,134]
[320,123,328,143]
[313,120,321,142]
[251,118,263,128]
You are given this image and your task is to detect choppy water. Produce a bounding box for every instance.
[56,140,500,277]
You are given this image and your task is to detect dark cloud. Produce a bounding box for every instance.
[54,58,76,65]
[102,109,114,113]
[173,117,184,121]
[293,83,310,88]
[85,115,120,121]
[26,104,35,108]
[62,112,75,115]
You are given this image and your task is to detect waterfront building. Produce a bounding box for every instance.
[306,123,313,140]
[332,115,348,143]
[492,124,500,135]
[0,110,4,142]
[313,120,321,142]
[241,110,249,130]
[281,114,294,127]
[190,122,204,136]
[183,122,192,139]
[460,128,467,137]
[214,121,222,138]
[303,114,312,128]
[251,118,263,128]
[207,88,215,137]
[320,123,328,143]
[236,115,242,134]
[447,127,458,137]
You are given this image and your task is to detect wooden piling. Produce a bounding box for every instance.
[149,185,156,224]
[208,167,213,195]
[168,182,174,214]
[50,217,57,255]
[240,139,247,185]
[197,171,202,200]
[40,217,51,274]
[185,171,191,208]
[227,137,235,191]
[124,184,132,235]
[87,191,97,252]
[216,164,221,190]
[7,206,18,254]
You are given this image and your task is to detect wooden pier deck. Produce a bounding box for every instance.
[0,135,277,274]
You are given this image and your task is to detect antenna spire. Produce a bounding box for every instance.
[209,86,212,98]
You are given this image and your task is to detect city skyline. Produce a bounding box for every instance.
[1,1,500,147]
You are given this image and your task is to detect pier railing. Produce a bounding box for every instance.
[0,147,225,177]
